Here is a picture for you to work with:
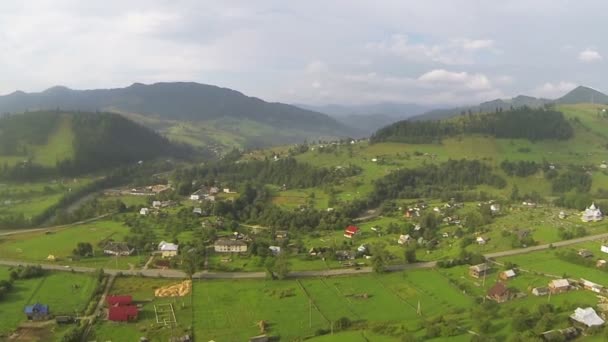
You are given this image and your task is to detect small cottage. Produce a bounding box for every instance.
[487,282,511,303]
[344,225,359,239]
[499,269,517,281]
[158,241,179,258]
[469,263,490,278]
[139,208,149,216]
[24,303,49,320]
[549,279,571,294]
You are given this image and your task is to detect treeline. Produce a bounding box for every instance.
[173,157,362,194]
[371,107,574,143]
[369,159,506,202]
[0,112,61,154]
[500,160,540,177]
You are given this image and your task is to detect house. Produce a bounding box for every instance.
[107,295,133,306]
[214,239,248,253]
[487,282,511,303]
[558,211,567,219]
[24,303,49,320]
[476,236,487,245]
[193,207,203,215]
[152,201,162,208]
[275,230,288,241]
[580,279,604,293]
[578,249,593,258]
[581,203,603,222]
[490,204,500,214]
[189,194,200,201]
[601,244,608,254]
[357,245,368,253]
[335,250,356,261]
[158,241,179,258]
[398,234,411,245]
[532,287,549,296]
[139,208,149,215]
[104,242,134,256]
[499,269,517,280]
[46,254,56,261]
[108,305,138,322]
[549,279,571,294]
[469,264,490,278]
[570,307,605,327]
[344,225,359,239]
[269,246,281,255]
[597,259,607,268]
[223,188,232,193]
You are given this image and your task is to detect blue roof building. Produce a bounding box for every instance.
[24,303,49,319]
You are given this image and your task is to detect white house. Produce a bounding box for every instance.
[139,208,149,216]
[189,194,200,201]
[158,241,179,258]
[193,207,203,215]
[476,236,487,245]
[214,239,248,253]
[581,203,603,222]
[570,307,605,327]
[490,204,500,214]
[269,246,281,255]
[601,245,608,254]
[152,201,162,208]
[398,234,411,245]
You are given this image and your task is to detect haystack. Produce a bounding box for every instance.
[154,280,192,297]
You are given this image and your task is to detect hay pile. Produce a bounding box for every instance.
[154,280,192,297]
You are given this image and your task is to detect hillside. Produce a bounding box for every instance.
[0,111,190,179]
[409,85,608,121]
[0,82,355,150]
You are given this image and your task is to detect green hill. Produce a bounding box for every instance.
[0,82,356,151]
[0,111,191,179]
[555,85,608,104]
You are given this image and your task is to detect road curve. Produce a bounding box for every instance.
[0,232,606,280]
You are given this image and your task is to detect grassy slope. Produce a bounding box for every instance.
[32,115,75,166]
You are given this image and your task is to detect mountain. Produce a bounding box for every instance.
[295,103,433,135]
[555,85,608,104]
[409,85,608,122]
[0,82,354,151]
[0,111,191,179]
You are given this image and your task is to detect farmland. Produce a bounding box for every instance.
[0,267,98,339]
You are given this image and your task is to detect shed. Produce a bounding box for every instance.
[549,279,570,294]
[469,263,490,278]
[499,269,517,280]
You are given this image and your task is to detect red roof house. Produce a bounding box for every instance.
[107,295,132,306]
[344,225,359,239]
[108,305,138,322]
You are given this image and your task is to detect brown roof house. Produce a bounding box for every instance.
[487,282,512,303]
[549,279,571,294]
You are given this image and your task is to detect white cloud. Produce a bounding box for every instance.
[531,81,577,98]
[418,69,492,90]
[458,39,495,50]
[305,60,328,73]
[578,48,602,63]
[311,81,322,88]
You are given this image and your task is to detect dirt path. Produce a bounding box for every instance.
[80,274,116,342]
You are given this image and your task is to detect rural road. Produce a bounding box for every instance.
[0,213,113,237]
[0,232,606,280]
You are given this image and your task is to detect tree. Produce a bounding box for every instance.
[273,252,291,280]
[182,248,199,279]
[72,242,93,257]
[371,244,389,273]
[405,248,417,264]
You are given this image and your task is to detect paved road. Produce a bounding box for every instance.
[0,232,606,280]
[0,214,113,237]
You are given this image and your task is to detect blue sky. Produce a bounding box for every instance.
[0,0,606,105]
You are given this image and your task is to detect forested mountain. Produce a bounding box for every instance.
[0,111,191,179]
[0,83,354,149]
[371,107,574,143]
[409,85,608,122]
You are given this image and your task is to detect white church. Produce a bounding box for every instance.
[581,203,603,222]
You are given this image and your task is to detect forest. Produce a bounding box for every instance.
[370,107,574,143]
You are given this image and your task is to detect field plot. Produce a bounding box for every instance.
[0,220,141,270]
[0,267,97,337]
[193,270,473,341]
[92,277,193,342]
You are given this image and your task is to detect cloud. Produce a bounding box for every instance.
[418,69,492,90]
[367,34,496,65]
[578,48,602,63]
[531,81,577,98]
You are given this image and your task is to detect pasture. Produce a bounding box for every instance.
[192,270,473,341]
[0,267,97,337]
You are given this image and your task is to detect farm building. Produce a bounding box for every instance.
[469,264,490,278]
[549,279,571,294]
[499,269,517,280]
[487,282,511,303]
[104,242,134,256]
[107,295,138,322]
[214,239,248,253]
[24,303,49,320]
[601,244,608,254]
[476,236,487,245]
[139,208,149,215]
[344,225,360,239]
[570,307,605,327]
[158,241,179,258]
[532,287,549,296]
[580,279,604,293]
[581,203,602,222]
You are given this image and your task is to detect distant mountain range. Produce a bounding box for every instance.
[295,103,433,135]
[409,86,607,121]
[0,82,356,150]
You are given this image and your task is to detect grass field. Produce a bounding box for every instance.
[192,270,473,341]
[0,267,97,337]
[0,220,142,269]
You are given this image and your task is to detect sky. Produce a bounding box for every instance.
[0,0,606,106]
